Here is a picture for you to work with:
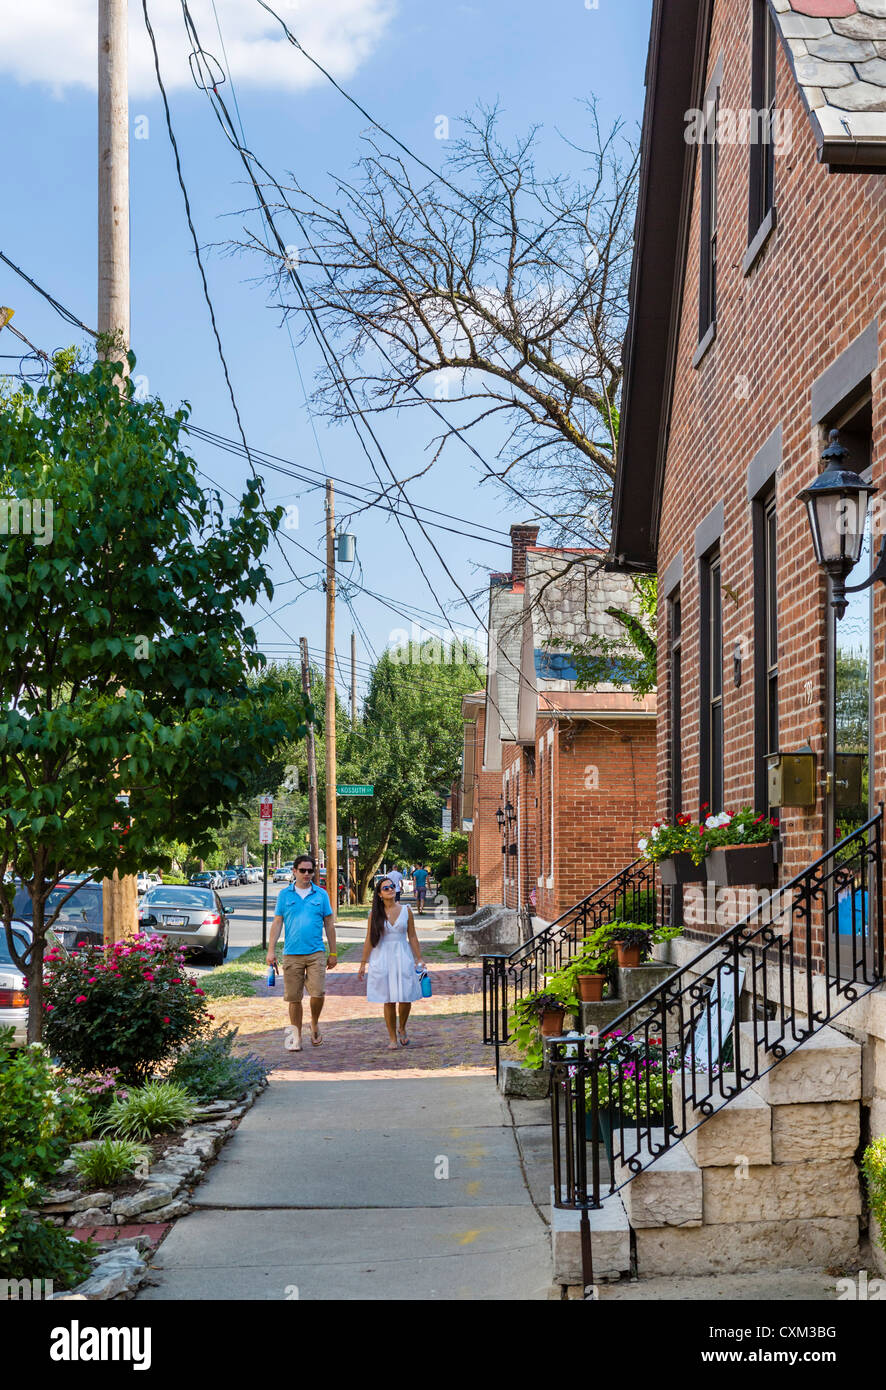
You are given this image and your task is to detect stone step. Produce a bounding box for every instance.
[770,1100,859,1162]
[702,1158,861,1225]
[617,962,675,1005]
[635,1217,860,1277]
[579,999,626,1033]
[614,1138,703,1229]
[550,1187,631,1285]
[498,1059,549,1099]
[672,1072,773,1168]
[741,1022,861,1105]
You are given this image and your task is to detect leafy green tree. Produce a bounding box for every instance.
[0,352,310,1039]
[338,647,485,900]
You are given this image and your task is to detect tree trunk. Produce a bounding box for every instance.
[27,887,45,1044]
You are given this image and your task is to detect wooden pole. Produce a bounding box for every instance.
[324,481,338,909]
[300,636,320,863]
[351,630,357,726]
[99,0,136,946]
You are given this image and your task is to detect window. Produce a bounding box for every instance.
[754,493,779,811]
[701,552,724,813]
[749,0,777,240]
[699,92,719,339]
[669,593,683,817]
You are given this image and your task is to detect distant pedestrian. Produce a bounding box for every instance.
[413,864,429,915]
[266,854,337,1052]
[387,865,404,901]
[358,877,424,1049]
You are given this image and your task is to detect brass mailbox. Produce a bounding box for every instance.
[834,753,865,809]
[767,749,817,809]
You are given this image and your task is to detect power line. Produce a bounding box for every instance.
[0,250,98,338]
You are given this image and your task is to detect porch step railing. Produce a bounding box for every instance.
[548,809,885,1291]
[482,858,657,1067]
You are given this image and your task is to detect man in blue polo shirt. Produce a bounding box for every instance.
[266,854,336,1051]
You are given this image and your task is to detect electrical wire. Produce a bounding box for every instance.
[0,250,98,338]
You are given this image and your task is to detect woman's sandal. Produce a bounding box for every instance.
[387,1039,400,1050]
[398,1031,410,1046]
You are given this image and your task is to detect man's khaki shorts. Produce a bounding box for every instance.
[282,951,327,1002]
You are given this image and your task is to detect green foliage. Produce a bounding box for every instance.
[336,649,485,897]
[862,1136,886,1251]
[600,920,682,962]
[0,1031,94,1283]
[0,350,312,1038]
[510,987,573,1070]
[43,933,208,1083]
[565,575,657,699]
[638,814,706,865]
[99,1080,196,1140]
[425,830,468,879]
[697,807,779,854]
[166,1024,269,1101]
[198,944,267,999]
[439,872,477,905]
[73,1138,151,1188]
[585,1033,679,1121]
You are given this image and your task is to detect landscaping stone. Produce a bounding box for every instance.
[454,905,521,956]
[702,1158,861,1225]
[66,1208,116,1228]
[146,1198,192,1221]
[771,1100,859,1162]
[110,1186,180,1219]
[60,1247,148,1301]
[42,1190,113,1214]
[498,1058,549,1098]
[635,1217,860,1277]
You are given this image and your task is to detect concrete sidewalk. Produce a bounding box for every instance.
[137,1075,551,1301]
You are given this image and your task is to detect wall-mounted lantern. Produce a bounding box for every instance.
[798,430,884,618]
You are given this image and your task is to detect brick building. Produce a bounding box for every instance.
[462,524,657,925]
[611,0,886,1199]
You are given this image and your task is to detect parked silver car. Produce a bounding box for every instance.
[0,922,68,1047]
[137,885,231,963]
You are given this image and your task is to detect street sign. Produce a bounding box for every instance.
[348,837,359,850]
[336,784,374,796]
[441,808,452,832]
[259,797,273,818]
[259,795,273,845]
[336,835,343,851]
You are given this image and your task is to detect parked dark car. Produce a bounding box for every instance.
[137,885,232,963]
[222,869,241,888]
[189,872,216,888]
[12,879,105,952]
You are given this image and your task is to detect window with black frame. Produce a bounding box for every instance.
[701,553,724,814]
[749,0,777,239]
[669,592,683,818]
[700,96,719,339]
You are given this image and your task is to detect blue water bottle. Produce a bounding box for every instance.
[267,964,276,988]
[416,964,432,998]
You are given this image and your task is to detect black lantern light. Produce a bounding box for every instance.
[495,805,506,832]
[505,799,516,827]
[798,429,883,618]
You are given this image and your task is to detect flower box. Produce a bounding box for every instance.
[658,852,706,885]
[706,844,776,887]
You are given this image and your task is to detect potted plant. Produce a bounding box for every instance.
[555,935,614,1002]
[700,809,779,886]
[600,920,683,969]
[439,871,477,916]
[638,813,707,884]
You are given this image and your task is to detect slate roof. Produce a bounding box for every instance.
[524,550,643,696]
[772,0,886,165]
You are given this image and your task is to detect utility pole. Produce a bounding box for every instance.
[324,480,338,911]
[99,0,136,946]
[350,630,357,726]
[300,636,320,863]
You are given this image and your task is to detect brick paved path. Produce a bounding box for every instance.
[212,943,491,1081]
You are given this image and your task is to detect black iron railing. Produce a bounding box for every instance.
[549,811,885,1292]
[482,858,658,1067]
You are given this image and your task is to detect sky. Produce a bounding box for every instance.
[1,0,653,703]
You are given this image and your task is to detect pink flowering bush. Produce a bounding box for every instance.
[42,934,208,1083]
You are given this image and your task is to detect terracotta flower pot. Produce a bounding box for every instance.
[658,852,706,885]
[615,942,643,969]
[706,843,776,886]
[540,1007,567,1037]
[577,973,606,1002]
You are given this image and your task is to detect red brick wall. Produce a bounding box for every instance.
[655,0,886,947]
[465,705,506,907]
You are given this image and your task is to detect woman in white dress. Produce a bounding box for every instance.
[358,876,424,1048]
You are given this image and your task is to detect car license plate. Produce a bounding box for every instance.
[162,915,187,927]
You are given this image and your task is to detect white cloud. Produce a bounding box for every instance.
[0,0,395,98]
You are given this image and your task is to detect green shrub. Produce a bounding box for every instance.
[863,1136,886,1250]
[99,1081,196,1140]
[73,1138,151,1187]
[0,1028,94,1283]
[439,872,476,906]
[166,1025,268,1101]
[43,932,208,1083]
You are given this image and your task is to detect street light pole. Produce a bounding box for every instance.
[325,481,338,908]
